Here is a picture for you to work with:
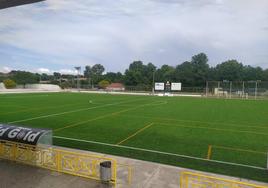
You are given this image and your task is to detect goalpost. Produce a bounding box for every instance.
[207,81,266,99]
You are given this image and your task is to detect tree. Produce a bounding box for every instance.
[104,72,123,83]
[156,65,175,82]
[98,80,110,89]
[174,61,194,86]
[84,65,93,86]
[84,66,92,79]
[40,73,50,81]
[91,64,105,84]
[208,67,217,81]
[145,63,157,85]
[264,69,268,81]
[243,65,264,81]
[124,61,145,86]
[3,79,16,88]
[124,69,143,86]
[124,61,157,86]
[216,60,243,81]
[53,72,61,80]
[92,64,105,75]
[10,71,39,86]
[191,53,210,86]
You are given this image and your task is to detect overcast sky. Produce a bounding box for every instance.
[0,0,267,74]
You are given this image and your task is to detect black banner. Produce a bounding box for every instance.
[0,124,48,145]
[0,0,45,10]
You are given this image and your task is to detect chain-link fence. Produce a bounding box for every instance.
[70,81,268,99]
[206,81,268,99]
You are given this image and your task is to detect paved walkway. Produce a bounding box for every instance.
[0,149,267,188]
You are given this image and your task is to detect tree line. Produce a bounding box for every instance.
[1,53,267,88]
[83,53,268,87]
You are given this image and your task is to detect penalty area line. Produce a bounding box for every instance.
[53,136,266,171]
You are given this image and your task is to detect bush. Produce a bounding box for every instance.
[3,79,16,89]
[60,81,72,89]
[98,80,110,89]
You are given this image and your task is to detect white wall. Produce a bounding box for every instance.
[0,83,6,90]
[24,84,61,91]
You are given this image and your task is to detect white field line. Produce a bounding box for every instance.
[53,136,266,170]
[54,101,166,132]
[7,98,145,124]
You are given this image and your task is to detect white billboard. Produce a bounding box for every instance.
[171,83,182,91]
[155,83,165,91]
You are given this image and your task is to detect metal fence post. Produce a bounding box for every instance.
[229,81,232,99]
[255,81,257,100]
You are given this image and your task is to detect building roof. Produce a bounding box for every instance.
[107,83,124,88]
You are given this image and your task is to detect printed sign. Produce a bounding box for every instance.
[171,83,182,91]
[0,124,48,145]
[155,83,165,91]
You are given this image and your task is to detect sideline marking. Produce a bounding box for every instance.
[156,122,268,136]
[53,136,266,170]
[55,101,160,132]
[7,98,144,124]
[116,123,154,145]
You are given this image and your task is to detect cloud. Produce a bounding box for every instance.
[59,69,78,75]
[37,68,78,75]
[0,66,11,73]
[0,0,267,72]
[37,68,50,74]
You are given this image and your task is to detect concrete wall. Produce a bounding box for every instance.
[24,84,61,91]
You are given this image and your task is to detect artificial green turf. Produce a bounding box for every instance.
[0,92,268,182]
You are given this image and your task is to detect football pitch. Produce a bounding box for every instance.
[0,92,267,182]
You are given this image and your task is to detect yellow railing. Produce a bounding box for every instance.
[0,140,117,185]
[180,171,268,188]
[118,163,133,185]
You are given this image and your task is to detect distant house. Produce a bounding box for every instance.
[107,83,125,91]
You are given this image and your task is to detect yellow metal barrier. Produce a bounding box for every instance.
[118,163,133,185]
[0,140,117,185]
[180,171,268,188]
